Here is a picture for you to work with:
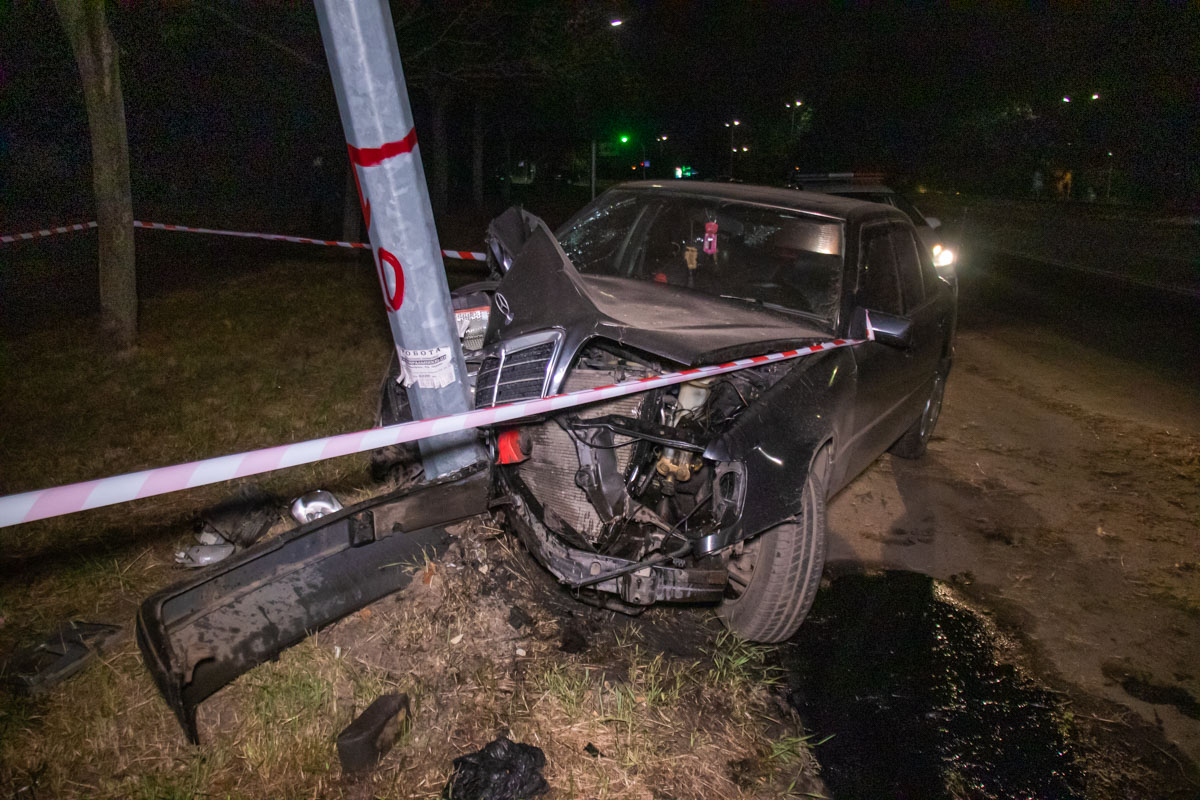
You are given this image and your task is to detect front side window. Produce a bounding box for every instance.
[889,224,925,311]
[557,190,844,323]
[857,223,902,315]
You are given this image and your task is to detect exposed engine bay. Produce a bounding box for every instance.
[496,341,783,612]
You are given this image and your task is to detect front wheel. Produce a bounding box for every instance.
[717,469,827,643]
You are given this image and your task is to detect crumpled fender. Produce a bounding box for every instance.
[702,349,854,547]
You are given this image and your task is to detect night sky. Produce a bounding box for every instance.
[1,1,1196,232]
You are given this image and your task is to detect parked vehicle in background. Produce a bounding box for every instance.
[787,173,958,277]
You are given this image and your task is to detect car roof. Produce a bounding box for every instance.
[614,180,904,225]
[801,183,894,195]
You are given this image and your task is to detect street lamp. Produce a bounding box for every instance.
[724,119,742,174]
[609,18,623,27]
[786,99,804,134]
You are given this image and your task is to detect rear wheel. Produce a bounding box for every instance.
[890,369,946,459]
[717,468,827,643]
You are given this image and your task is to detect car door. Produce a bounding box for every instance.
[843,221,914,480]
[890,222,945,409]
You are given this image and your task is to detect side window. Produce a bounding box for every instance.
[857,224,902,315]
[889,225,925,311]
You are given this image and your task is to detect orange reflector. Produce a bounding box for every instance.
[497,429,527,464]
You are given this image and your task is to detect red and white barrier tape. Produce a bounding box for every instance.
[0,338,860,528]
[0,219,488,261]
[0,221,97,243]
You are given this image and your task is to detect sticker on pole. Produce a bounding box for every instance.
[399,347,456,389]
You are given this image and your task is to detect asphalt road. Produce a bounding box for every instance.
[956,243,1200,390]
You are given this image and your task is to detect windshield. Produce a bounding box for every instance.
[557,190,844,323]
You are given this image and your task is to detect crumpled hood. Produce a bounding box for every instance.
[486,224,829,366]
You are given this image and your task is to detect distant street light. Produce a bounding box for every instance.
[610,19,623,27]
[1062,96,1071,103]
[725,119,742,175]
[786,99,805,135]
[1091,93,1100,100]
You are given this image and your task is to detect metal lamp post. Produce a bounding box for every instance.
[313,0,484,478]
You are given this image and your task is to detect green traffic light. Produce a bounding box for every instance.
[619,135,629,144]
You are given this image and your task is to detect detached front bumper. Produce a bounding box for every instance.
[137,466,490,743]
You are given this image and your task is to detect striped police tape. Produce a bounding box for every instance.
[0,219,488,261]
[0,338,861,528]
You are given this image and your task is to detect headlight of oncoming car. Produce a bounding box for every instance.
[932,243,956,268]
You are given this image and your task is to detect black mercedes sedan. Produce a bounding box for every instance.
[457,181,957,642]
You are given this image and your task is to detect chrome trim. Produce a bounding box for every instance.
[477,329,564,407]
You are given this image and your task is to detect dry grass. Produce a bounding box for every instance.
[1,520,826,799]
[0,258,392,637]
[0,259,825,798]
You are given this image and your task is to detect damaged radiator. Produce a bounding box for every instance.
[517,369,647,543]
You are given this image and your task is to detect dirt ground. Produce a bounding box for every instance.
[828,319,1200,767]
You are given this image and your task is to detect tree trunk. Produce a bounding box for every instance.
[471,98,485,209]
[428,88,450,214]
[55,0,136,350]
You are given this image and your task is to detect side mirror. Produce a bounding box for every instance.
[849,307,913,348]
[924,216,942,230]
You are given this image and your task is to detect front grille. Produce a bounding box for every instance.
[474,341,555,408]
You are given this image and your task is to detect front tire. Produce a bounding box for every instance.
[717,469,827,643]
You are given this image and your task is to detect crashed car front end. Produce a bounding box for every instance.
[475,192,853,612]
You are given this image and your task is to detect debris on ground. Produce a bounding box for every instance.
[336,692,410,774]
[443,736,549,800]
[198,485,278,547]
[2,621,121,694]
[175,486,280,567]
[173,541,235,567]
[290,489,344,524]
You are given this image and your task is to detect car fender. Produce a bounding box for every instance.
[702,348,855,549]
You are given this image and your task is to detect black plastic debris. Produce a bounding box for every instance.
[337,693,410,773]
[198,485,277,547]
[583,742,602,758]
[3,621,121,694]
[507,606,532,631]
[443,736,549,800]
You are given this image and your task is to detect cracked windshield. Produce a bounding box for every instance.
[558,191,843,323]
